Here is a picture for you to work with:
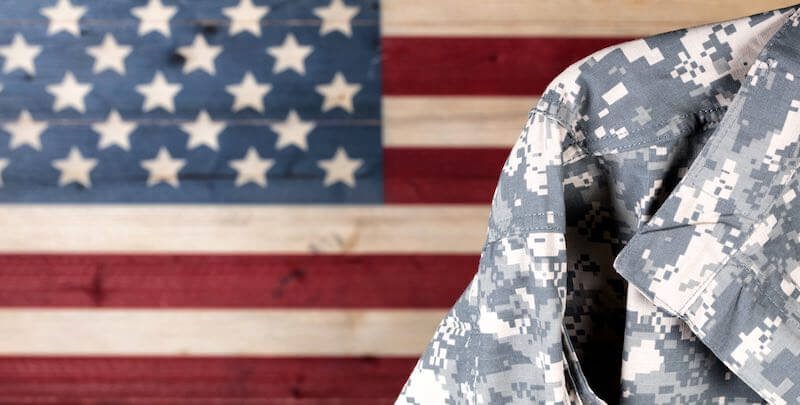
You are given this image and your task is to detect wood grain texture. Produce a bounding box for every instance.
[0,309,446,355]
[382,36,628,95]
[0,356,415,401]
[0,254,477,308]
[382,0,799,37]
[383,96,536,147]
[384,147,509,203]
[0,205,490,253]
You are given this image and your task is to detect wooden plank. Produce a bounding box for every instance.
[0,205,490,253]
[382,36,627,95]
[381,0,798,37]
[0,309,446,356]
[0,400,395,405]
[0,254,477,308]
[383,96,534,147]
[0,356,415,401]
[384,147,508,203]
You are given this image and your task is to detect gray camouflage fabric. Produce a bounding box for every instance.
[395,3,800,404]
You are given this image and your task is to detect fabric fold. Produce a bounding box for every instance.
[397,3,800,403]
[613,6,800,402]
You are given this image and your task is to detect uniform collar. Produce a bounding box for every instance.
[613,5,800,316]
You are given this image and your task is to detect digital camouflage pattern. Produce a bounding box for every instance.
[396,3,800,404]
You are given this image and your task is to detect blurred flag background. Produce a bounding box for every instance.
[0,0,793,403]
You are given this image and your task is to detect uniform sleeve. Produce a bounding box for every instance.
[395,106,601,404]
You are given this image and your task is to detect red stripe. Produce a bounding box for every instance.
[0,254,476,308]
[384,147,508,203]
[382,36,631,95]
[0,400,389,404]
[0,356,415,402]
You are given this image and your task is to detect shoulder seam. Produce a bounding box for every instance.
[529,105,593,159]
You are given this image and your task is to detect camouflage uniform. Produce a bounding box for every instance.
[396,3,800,404]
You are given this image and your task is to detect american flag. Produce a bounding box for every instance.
[0,0,788,403]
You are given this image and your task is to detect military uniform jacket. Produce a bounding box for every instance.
[396,3,800,404]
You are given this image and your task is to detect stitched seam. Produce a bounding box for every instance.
[531,106,730,156]
[600,127,696,155]
[554,107,724,150]
[482,104,580,244]
[672,137,800,405]
[681,258,800,357]
[531,108,593,159]
[532,10,792,158]
[668,6,800,315]
[677,165,800,321]
[731,164,800,326]
[598,113,722,154]
[485,225,563,245]
[497,212,564,218]
[674,159,799,317]
[684,6,793,192]
[676,308,780,405]
[744,262,800,333]
[592,106,728,154]
[587,106,727,150]
[666,163,799,320]
[677,234,743,316]
[677,122,800,315]
[494,224,560,232]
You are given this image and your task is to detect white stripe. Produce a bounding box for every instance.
[0,205,490,253]
[383,96,535,147]
[381,1,794,37]
[0,309,446,356]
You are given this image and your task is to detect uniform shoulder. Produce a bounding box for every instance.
[485,34,688,241]
[530,5,799,155]
[485,5,799,241]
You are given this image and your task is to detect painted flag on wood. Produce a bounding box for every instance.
[0,0,794,403]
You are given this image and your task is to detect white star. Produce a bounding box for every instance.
[271,109,315,151]
[3,110,47,150]
[135,71,182,112]
[86,34,132,75]
[177,34,223,75]
[92,109,137,150]
[0,158,8,187]
[222,0,270,37]
[180,110,226,150]
[225,71,271,113]
[131,0,178,37]
[52,147,98,188]
[229,147,274,187]
[40,0,87,37]
[315,71,361,113]
[317,146,363,188]
[0,34,42,75]
[46,71,92,113]
[140,146,186,188]
[313,0,360,37]
[267,33,313,75]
